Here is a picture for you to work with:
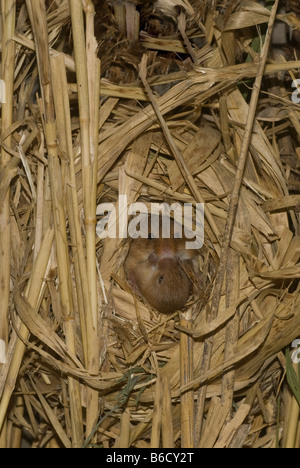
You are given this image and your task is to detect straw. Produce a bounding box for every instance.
[0,2,16,446]
[1,0,300,448]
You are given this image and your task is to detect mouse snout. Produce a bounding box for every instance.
[156,239,176,259]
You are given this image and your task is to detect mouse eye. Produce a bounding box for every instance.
[158,275,164,284]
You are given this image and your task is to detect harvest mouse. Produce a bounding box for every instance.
[124,215,199,314]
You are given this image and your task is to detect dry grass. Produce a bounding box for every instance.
[0,0,300,448]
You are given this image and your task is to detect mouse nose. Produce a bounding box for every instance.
[157,239,176,258]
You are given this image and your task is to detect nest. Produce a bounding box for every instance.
[1,0,300,448]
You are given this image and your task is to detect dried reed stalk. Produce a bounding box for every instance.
[221,249,240,409]
[179,311,194,448]
[117,409,131,448]
[284,359,300,448]
[70,0,100,439]
[0,227,54,431]
[0,0,16,447]
[26,0,83,447]
[161,376,174,448]
[50,54,89,363]
[151,376,163,448]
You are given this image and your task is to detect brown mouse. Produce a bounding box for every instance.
[124,217,199,314]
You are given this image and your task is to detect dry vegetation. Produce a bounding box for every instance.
[0,0,300,448]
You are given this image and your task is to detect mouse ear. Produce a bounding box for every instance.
[176,248,198,262]
[180,257,204,293]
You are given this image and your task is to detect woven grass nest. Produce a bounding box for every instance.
[1,0,300,448]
